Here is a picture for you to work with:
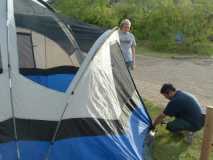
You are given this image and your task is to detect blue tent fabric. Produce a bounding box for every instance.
[24,73,75,92]
[129,107,151,158]
[0,106,150,160]
[20,67,78,92]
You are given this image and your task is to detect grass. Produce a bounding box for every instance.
[144,99,213,160]
[53,0,213,57]
[136,42,180,58]
[136,41,213,58]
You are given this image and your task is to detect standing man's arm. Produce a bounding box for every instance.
[132,47,136,67]
[153,112,166,129]
[131,34,136,68]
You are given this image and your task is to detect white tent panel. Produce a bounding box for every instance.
[64,30,122,120]
[12,73,68,121]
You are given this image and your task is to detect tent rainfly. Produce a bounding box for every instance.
[0,0,152,159]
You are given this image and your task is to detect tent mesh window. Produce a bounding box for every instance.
[17,32,36,68]
[14,0,81,92]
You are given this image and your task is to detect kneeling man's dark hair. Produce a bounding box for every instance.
[160,83,176,94]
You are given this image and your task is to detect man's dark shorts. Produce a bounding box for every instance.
[166,115,205,133]
[125,61,134,70]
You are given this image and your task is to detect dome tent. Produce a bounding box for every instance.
[0,0,152,160]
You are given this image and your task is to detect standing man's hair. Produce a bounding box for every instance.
[120,19,131,28]
[160,83,176,94]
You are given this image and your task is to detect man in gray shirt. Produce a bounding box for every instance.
[119,19,136,70]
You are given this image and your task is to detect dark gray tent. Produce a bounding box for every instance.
[44,0,106,52]
[60,16,105,53]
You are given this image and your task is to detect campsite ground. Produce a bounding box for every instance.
[133,54,213,107]
[133,52,213,160]
[145,100,213,160]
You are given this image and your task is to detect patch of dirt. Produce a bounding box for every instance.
[133,55,213,108]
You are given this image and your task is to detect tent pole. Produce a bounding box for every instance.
[8,66,20,160]
[6,23,21,160]
[6,0,20,159]
[44,102,69,160]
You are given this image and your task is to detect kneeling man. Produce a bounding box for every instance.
[153,83,206,143]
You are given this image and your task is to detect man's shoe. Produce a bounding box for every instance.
[184,131,194,144]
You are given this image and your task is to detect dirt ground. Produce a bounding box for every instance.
[133,55,213,108]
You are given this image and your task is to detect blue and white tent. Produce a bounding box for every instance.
[0,0,152,159]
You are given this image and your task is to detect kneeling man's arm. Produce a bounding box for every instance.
[153,112,166,129]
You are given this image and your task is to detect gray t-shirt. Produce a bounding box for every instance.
[119,31,136,62]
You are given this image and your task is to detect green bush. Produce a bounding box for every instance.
[54,0,213,55]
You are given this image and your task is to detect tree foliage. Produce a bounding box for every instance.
[54,0,213,55]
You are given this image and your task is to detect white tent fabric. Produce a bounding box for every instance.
[65,30,123,119]
[0,0,12,122]
[11,0,73,121]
